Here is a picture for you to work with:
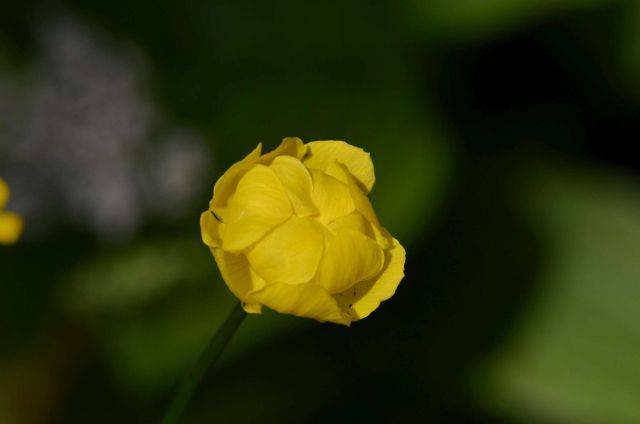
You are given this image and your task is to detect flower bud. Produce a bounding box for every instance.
[200,138,405,325]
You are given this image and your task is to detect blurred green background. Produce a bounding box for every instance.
[1,0,640,422]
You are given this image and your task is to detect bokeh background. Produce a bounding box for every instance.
[1,0,640,422]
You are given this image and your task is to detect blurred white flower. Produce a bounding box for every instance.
[0,14,211,241]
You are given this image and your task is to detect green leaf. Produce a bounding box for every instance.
[479,164,640,423]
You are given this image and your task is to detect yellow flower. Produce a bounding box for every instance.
[200,138,405,325]
[0,179,24,245]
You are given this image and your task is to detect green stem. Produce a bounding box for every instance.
[162,301,247,424]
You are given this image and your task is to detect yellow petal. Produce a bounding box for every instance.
[248,282,351,325]
[303,140,375,193]
[0,179,9,210]
[328,212,375,238]
[246,217,324,284]
[260,137,307,164]
[0,212,24,245]
[309,169,355,224]
[211,143,263,220]
[212,247,266,313]
[200,210,225,248]
[223,165,293,252]
[315,228,384,294]
[334,237,405,321]
[211,139,306,221]
[325,162,393,249]
[269,156,318,217]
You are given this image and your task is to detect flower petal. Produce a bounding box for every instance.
[222,165,293,252]
[325,162,393,249]
[212,248,266,313]
[303,140,375,193]
[334,237,406,321]
[211,143,263,220]
[246,217,324,285]
[328,212,375,238]
[223,165,293,252]
[200,210,224,248]
[269,156,318,217]
[248,282,351,325]
[315,228,385,294]
[309,169,355,224]
[0,179,9,210]
[260,137,307,164]
[0,212,24,245]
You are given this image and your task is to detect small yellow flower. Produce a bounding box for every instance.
[200,138,405,325]
[0,179,24,245]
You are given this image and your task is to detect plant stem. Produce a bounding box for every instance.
[162,301,247,424]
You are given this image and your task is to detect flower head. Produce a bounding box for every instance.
[0,179,24,244]
[200,138,405,325]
